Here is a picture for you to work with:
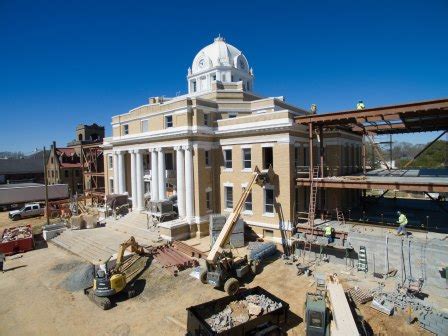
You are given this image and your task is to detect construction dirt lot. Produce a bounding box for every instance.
[0,239,432,336]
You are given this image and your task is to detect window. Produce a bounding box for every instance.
[225,186,233,209]
[64,170,69,178]
[204,113,210,126]
[262,147,274,169]
[242,148,251,169]
[108,155,113,169]
[123,124,129,135]
[222,74,226,82]
[205,150,211,167]
[165,152,174,170]
[110,179,114,193]
[228,112,237,118]
[223,149,232,169]
[244,189,252,212]
[294,147,300,169]
[33,205,39,210]
[263,229,273,238]
[141,119,149,132]
[192,81,197,92]
[206,190,212,210]
[231,75,234,82]
[165,115,173,128]
[51,170,54,178]
[212,74,216,81]
[303,147,308,166]
[75,170,80,177]
[264,188,274,213]
[51,157,53,164]
[247,82,250,91]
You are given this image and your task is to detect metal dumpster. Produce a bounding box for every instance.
[186,286,289,336]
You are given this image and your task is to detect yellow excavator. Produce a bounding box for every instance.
[200,166,274,295]
[85,236,147,310]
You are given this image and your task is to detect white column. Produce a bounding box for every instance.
[151,149,159,201]
[175,146,186,218]
[130,150,137,209]
[118,151,126,194]
[113,152,119,194]
[184,145,194,222]
[157,148,166,200]
[136,149,144,210]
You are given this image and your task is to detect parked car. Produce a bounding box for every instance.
[8,203,44,221]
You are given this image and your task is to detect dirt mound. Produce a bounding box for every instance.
[60,263,95,292]
[51,261,83,273]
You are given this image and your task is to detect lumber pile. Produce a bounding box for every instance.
[326,274,359,336]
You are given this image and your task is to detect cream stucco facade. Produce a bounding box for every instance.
[103,38,362,242]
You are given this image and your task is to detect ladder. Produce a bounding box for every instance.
[307,166,320,228]
[302,166,320,261]
[336,208,345,225]
[357,246,368,273]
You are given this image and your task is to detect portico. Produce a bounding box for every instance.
[108,144,195,222]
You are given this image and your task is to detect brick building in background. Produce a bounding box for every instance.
[47,124,105,195]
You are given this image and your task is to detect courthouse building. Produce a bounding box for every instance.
[103,37,362,241]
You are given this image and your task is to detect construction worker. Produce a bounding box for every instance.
[324,224,334,244]
[356,100,365,110]
[396,211,408,236]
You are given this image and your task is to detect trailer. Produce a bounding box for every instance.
[0,183,69,211]
[186,286,289,336]
[0,225,34,256]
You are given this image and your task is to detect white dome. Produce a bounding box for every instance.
[191,37,250,75]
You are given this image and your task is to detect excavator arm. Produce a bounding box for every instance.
[114,236,144,272]
[206,166,274,264]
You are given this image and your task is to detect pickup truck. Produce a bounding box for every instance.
[9,203,45,221]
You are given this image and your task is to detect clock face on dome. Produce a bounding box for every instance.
[199,59,205,68]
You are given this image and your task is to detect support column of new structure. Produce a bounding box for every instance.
[151,149,159,201]
[184,145,194,222]
[118,151,126,194]
[308,123,313,179]
[319,126,324,219]
[175,146,186,218]
[130,150,137,209]
[113,151,119,194]
[157,148,166,200]
[136,149,144,210]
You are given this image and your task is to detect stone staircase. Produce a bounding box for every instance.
[51,211,162,264]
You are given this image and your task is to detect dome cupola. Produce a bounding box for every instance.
[187,37,254,94]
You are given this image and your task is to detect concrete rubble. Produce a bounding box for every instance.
[370,285,448,335]
[1,225,32,242]
[205,294,282,332]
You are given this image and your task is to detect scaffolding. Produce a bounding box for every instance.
[81,143,105,203]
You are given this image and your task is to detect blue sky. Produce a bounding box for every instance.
[1,0,447,153]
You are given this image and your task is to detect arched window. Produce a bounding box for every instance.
[78,134,83,141]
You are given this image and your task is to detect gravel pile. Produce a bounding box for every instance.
[205,294,282,332]
[60,263,95,292]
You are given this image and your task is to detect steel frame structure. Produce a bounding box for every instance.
[294,98,448,223]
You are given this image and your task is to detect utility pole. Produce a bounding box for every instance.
[43,147,50,225]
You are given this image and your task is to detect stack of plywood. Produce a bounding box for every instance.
[326,275,360,336]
